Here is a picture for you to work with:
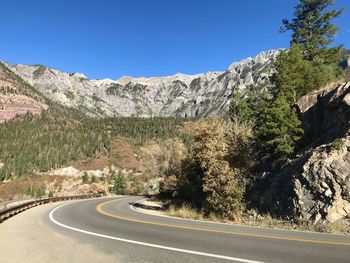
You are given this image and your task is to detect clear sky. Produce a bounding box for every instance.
[0,0,349,79]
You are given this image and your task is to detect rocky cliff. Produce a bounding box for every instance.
[3,50,279,118]
[257,81,350,223]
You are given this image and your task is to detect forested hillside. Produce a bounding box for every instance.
[1,59,189,181]
[0,112,188,181]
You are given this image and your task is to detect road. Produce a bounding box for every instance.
[1,196,350,263]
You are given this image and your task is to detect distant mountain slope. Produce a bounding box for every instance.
[0,62,48,123]
[6,50,280,118]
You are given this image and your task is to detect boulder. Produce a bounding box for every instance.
[49,166,82,177]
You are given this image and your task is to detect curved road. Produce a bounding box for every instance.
[44,196,350,263]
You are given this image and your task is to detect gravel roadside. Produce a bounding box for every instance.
[0,201,117,263]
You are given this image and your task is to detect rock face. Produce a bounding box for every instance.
[5,50,279,118]
[257,81,350,222]
[294,135,350,222]
[296,82,350,145]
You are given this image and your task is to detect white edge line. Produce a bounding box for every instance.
[49,202,264,263]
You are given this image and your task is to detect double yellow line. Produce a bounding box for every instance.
[96,198,350,247]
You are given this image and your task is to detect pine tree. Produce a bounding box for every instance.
[271,45,339,103]
[229,86,258,124]
[256,0,344,157]
[256,96,303,156]
[113,173,126,195]
[281,0,343,64]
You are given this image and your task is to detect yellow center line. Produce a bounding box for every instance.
[96,198,350,247]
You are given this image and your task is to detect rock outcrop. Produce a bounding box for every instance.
[296,81,350,145]
[257,81,350,223]
[4,50,279,118]
[294,135,350,222]
[49,166,83,177]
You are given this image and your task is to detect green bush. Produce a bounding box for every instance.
[113,173,126,194]
[90,175,97,184]
[331,138,342,151]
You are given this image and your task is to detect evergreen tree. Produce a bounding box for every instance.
[256,96,303,156]
[113,173,126,195]
[229,85,270,131]
[281,0,343,64]
[256,0,344,156]
[271,45,339,103]
[229,86,258,124]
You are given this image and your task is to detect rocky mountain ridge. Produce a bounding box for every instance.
[3,50,280,118]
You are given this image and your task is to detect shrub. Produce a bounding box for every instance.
[193,118,244,219]
[331,138,342,151]
[82,172,89,184]
[90,174,97,184]
[34,187,45,199]
[113,172,126,194]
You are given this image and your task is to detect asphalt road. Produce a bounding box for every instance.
[47,196,350,263]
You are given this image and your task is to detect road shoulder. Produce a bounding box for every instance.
[0,201,117,263]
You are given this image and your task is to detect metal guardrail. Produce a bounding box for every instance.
[0,194,100,223]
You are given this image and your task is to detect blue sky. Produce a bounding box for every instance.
[0,0,349,79]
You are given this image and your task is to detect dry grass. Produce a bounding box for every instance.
[166,205,234,223]
[164,205,350,235]
[167,204,204,220]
